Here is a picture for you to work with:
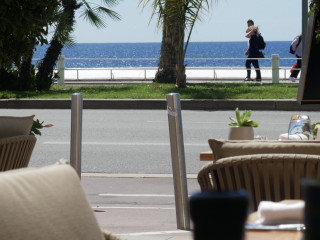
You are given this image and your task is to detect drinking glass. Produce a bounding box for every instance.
[288,115,312,136]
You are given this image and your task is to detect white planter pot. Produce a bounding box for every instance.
[228,127,254,140]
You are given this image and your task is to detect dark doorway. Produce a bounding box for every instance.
[298,12,320,103]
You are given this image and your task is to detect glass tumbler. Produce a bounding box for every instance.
[288,115,313,137]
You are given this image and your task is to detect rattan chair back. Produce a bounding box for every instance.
[197,154,320,210]
[0,135,37,171]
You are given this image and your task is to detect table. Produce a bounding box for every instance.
[187,229,302,240]
[200,151,214,161]
[245,230,303,240]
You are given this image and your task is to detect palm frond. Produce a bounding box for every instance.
[80,8,106,28]
[79,0,121,29]
[64,35,76,48]
[96,7,121,21]
[100,0,122,8]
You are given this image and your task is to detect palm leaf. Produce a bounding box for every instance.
[96,7,121,21]
[79,0,121,29]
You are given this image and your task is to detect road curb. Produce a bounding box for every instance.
[0,99,319,111]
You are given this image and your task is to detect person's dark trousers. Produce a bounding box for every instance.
[290,58,301,78]
[246,59,261,79]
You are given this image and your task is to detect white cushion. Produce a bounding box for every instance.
[0,164,104,240]
[209,139,320,160]
[0,115,34,138]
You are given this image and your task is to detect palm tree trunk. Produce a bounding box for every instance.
[19,48,35,90]
[154,1,178,84]
[175,19,186,88]
[36,0,78,90]
[154,26,177,84]
[36,38,63,90]
[0,68,11,90]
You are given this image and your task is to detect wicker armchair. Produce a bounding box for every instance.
[197,154,320,211]
[0,135,37,171]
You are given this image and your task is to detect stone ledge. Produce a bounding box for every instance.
[0,99,319,111]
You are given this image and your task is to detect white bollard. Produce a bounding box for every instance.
[57,55,65,85]
[272,54,279,83]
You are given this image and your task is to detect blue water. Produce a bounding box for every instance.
[33,42,295,68]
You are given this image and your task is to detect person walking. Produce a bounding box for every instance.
[289,34,302,82]
[244,26,262,82]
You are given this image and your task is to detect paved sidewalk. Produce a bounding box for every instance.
[81,174,199,240]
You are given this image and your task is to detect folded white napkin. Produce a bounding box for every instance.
[278,133,309,141]
[256,201,305,225]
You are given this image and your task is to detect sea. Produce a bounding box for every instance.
[32,41,295,69]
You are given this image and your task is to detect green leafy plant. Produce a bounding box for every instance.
[309,122,320,140]
[312,122,320,134]
[229,108,259,127]
[309,0,320,42]
[30,119,53,136]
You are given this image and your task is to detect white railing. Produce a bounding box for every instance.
[34,54,300,84]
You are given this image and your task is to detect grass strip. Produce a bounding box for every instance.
[0,82,298,99]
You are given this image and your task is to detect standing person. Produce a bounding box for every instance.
[244,26,262,82]
[289,34,302,82]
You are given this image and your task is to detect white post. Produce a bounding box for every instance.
[57,55,65,85]
[272,54,279,83]
[70,93,83,179]
[166,93,190,230]
[284,69,286,80]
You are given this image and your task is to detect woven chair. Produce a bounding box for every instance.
[0,135,37,171]
[197,153,320,211]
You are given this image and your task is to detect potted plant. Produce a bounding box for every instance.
[30,119,53,136]
[228,108,259,140]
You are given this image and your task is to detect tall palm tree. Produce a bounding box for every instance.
[141,0,212,88]
[36,0,121,90]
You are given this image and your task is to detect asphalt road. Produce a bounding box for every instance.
[2,109,320,174]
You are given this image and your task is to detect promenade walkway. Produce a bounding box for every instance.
[82,174,198,240]
[59,78,295,85]
[54,56,296,84]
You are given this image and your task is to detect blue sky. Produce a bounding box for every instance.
[72,0,303,43]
